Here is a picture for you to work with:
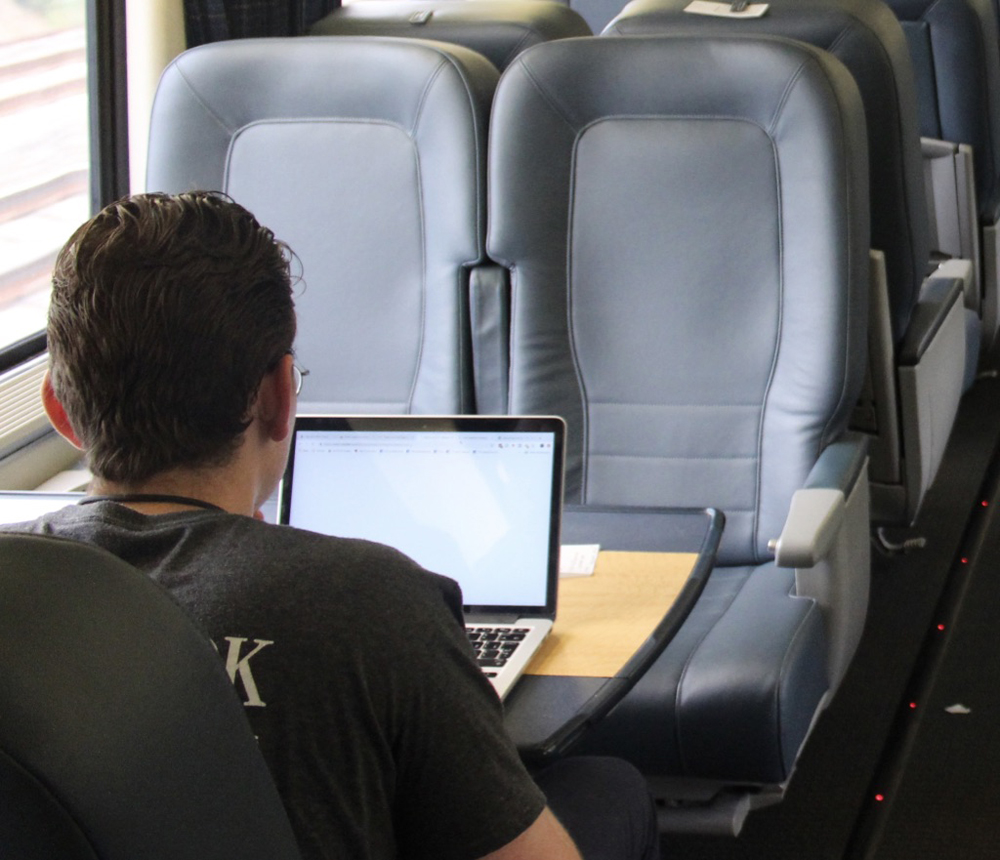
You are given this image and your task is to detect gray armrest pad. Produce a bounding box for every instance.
[898,277,964,366]
[772,435,868,569]
[921,137,958,159]
[772,490,845,569]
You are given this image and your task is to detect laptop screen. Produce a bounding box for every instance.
[0,491,83,525]
[279,415,565,615]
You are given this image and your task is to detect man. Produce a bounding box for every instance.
[9,192,659,860]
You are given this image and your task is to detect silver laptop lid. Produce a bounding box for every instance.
[279,415,565,618]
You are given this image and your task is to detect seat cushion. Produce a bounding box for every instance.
[573,563,829,784]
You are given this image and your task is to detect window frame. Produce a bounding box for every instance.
[0,0,129,372]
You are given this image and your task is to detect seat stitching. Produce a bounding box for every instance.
[408,56,457,411]
[568,131,590,499]
[172,56,239,139]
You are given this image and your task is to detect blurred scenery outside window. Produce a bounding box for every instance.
[0,0,88,348]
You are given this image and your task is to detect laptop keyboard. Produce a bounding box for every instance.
[466,625,530,676]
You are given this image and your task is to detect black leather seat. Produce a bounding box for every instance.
[487,33,872,831]
[0,533,301,860]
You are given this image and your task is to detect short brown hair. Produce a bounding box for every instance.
[47,192,296,484]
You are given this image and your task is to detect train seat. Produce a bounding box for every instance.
[566,0,634,34]
[603,0,969,527]
[310,0,592,70]
[146,37,499,415]
[884,0,1000,352]
[487,34,872,831]
[0,533,301,860]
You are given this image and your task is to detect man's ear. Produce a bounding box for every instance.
[257,353,294,443]
[41,371,84,449]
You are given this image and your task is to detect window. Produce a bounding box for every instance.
[0,0,89,351]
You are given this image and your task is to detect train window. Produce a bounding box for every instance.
[0,0,90,354]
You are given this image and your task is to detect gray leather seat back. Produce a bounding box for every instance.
[488,35,869,564]
[0,533,301,860]
[311,0,592,69]
[605,0,928,347]
[147,37,499,414]
[569,0,632,34]
[886,0,1000,220]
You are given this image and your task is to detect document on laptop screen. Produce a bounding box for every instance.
[285,429,556,608]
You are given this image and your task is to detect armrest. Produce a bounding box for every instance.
[770,435,869,569]
[921,137,958,160]
[770,490,844,569]
[920,138,979,291]
[898,277,963,367]
[469,264,510,414]
[933,258,976,312]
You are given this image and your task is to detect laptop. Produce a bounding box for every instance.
[279,414,566,699]
[0,490,289,524]
[0,491,84,525]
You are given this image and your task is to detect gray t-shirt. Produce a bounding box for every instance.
[6,502,545,860]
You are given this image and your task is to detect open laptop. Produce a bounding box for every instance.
[0,491,83,525]
[279,414,566,699]
[0,490,290,524]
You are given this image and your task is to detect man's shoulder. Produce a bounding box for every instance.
[240,518,451,584]
[243,519,464,622]
[189,519,468,668]
[2,504,454,603]
[1,504,463,626]
[0,503,85,537]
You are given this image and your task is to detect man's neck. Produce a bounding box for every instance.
[89,466,262,518]
[86,412,288,520]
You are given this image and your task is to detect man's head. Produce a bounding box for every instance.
[46,191,297,486]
